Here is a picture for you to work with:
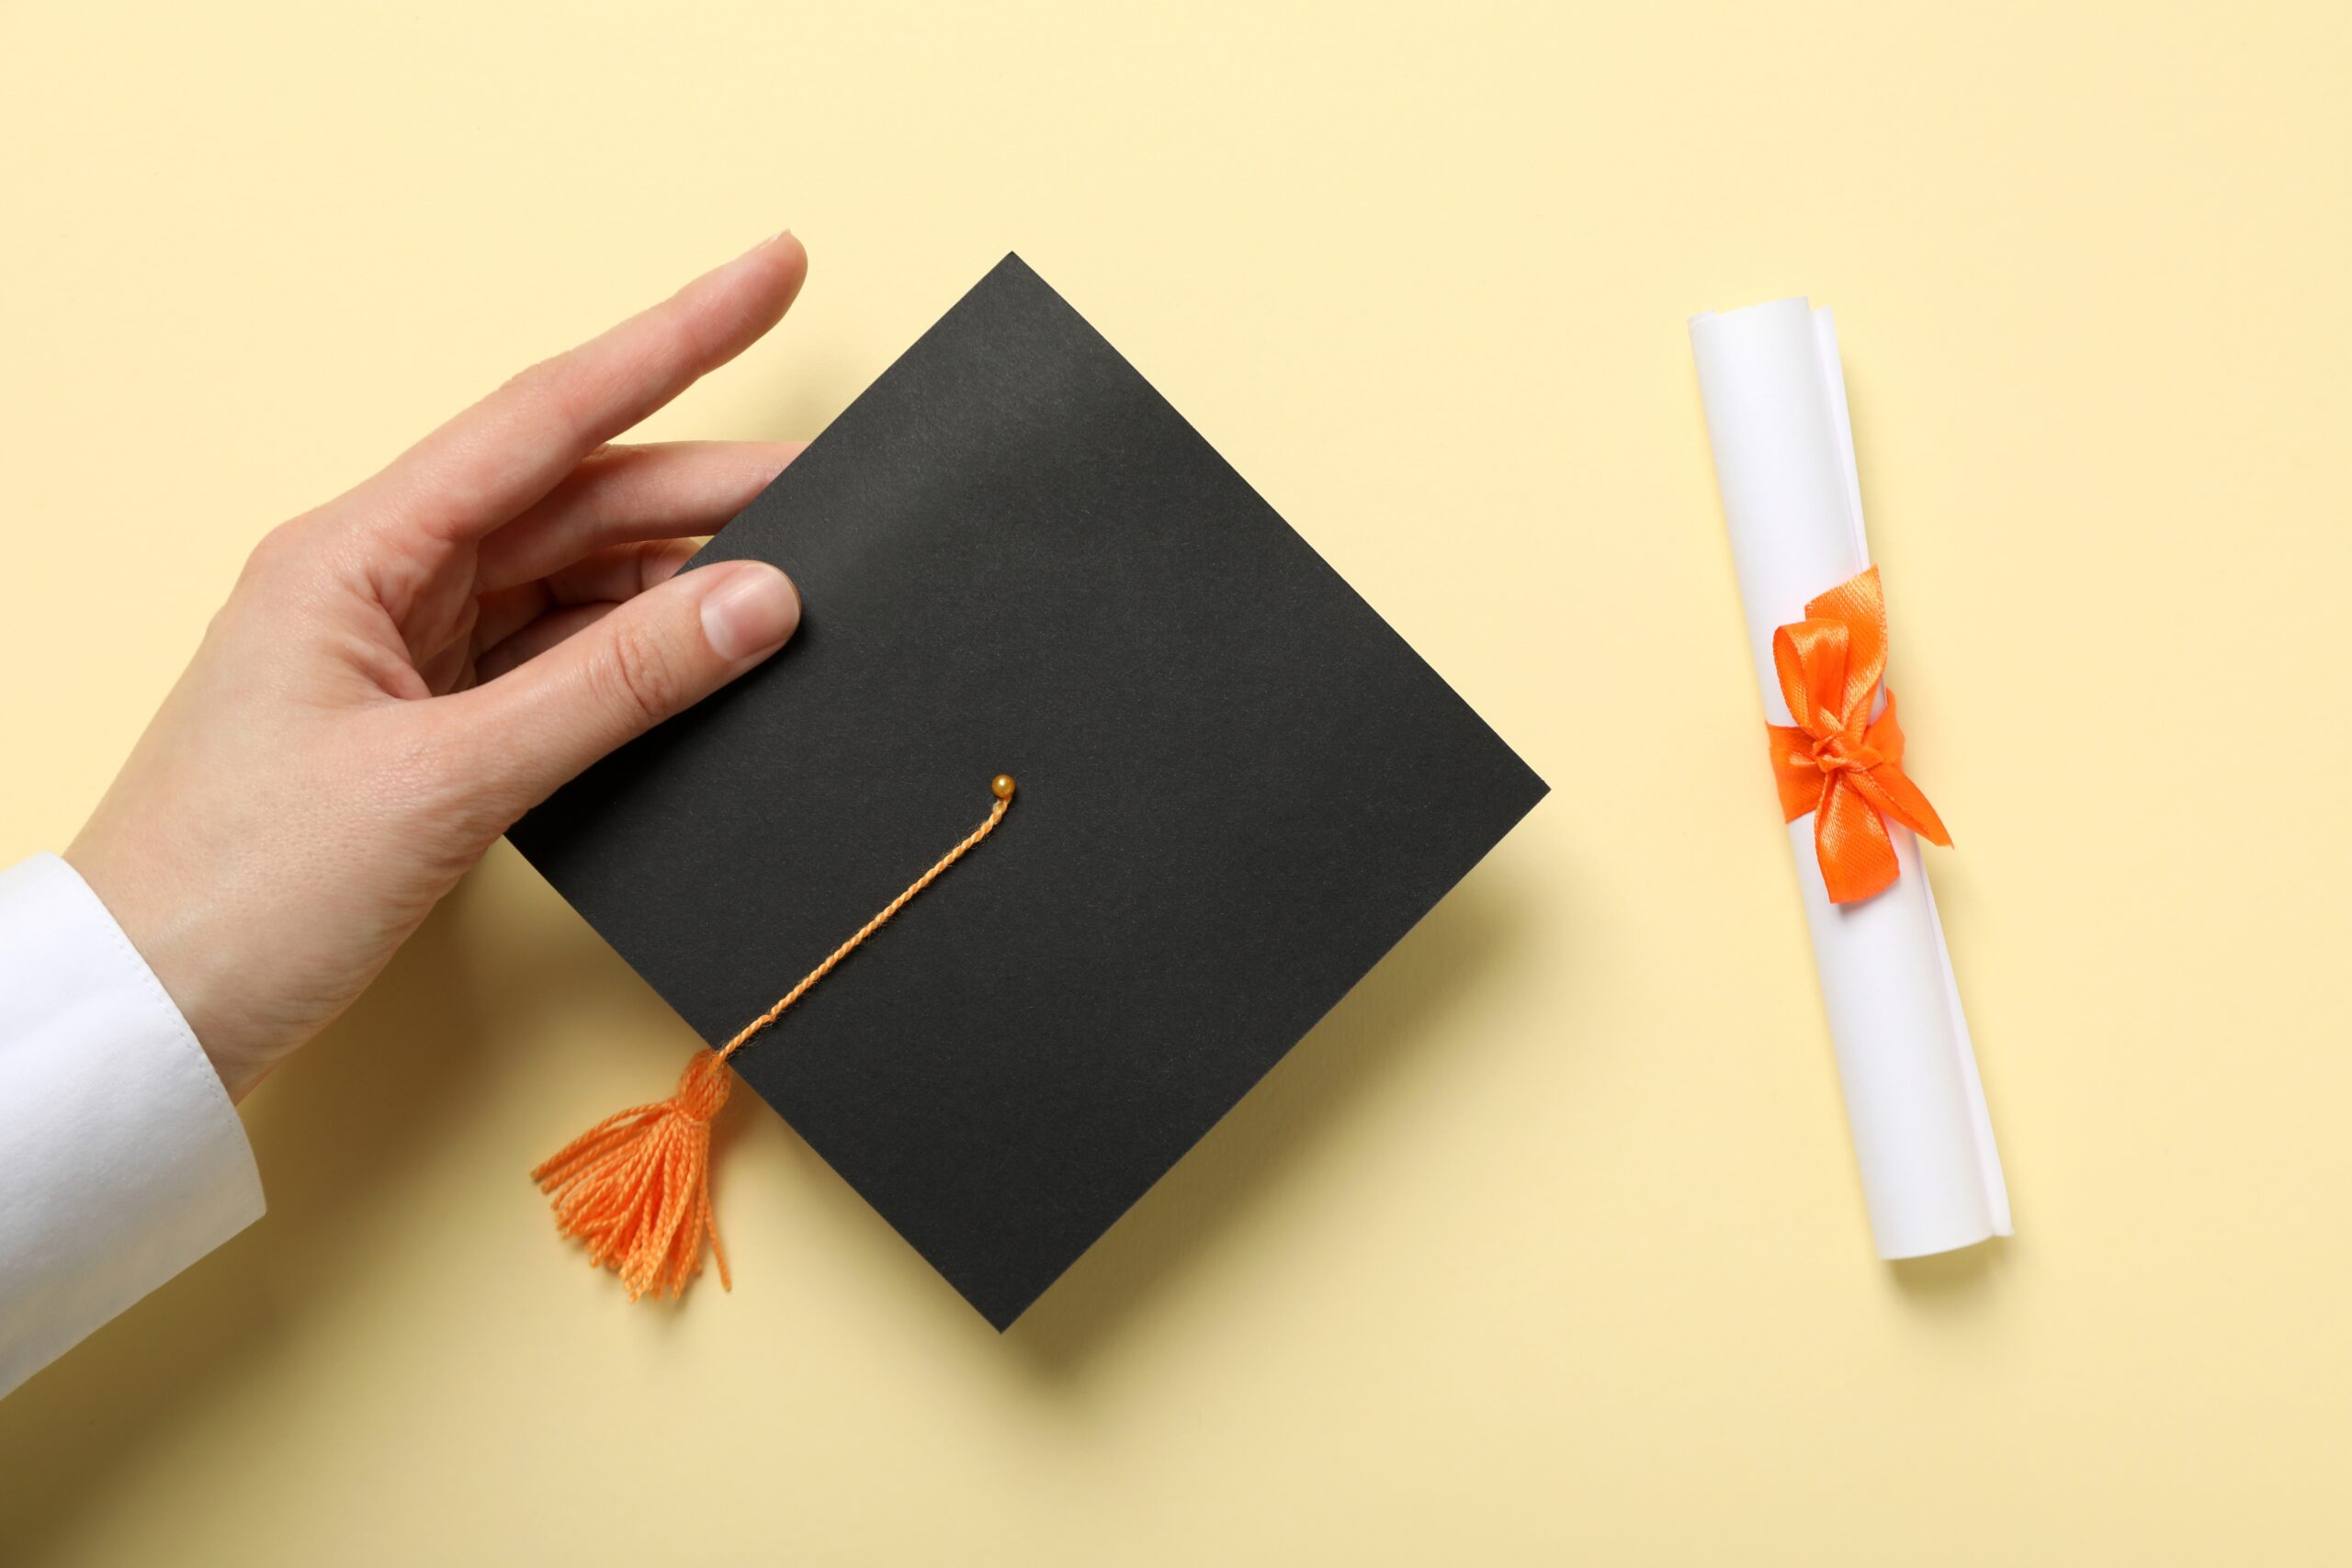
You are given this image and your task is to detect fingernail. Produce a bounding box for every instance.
[699,563,801,662]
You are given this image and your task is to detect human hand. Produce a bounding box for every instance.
[66,232,811,1102]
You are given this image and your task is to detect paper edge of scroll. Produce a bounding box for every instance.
[1811,304,2013,1242]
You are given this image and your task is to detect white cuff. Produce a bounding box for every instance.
[0,853,266,1396]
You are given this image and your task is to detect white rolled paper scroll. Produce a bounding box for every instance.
[1690,298,2009,1259]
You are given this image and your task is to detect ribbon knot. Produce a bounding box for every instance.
[1765,567,1950,904]
[1805,730,1877,777]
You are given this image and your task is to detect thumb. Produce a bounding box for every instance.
[456,558,800,811]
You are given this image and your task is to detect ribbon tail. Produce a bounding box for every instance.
[1858,762,1951,848]
[1814,775,1900,904]
[1860,693,1951,845]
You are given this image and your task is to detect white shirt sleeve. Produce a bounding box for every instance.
[0,853,266,1397]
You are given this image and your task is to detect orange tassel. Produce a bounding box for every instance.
[532,1051,735,1300]
[535,775,1017,1300]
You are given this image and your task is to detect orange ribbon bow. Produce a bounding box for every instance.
[1766,567,1950,904]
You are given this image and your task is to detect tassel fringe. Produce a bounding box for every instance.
[532,1051,734,1300]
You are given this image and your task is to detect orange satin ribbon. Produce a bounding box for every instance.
[1766,567,1950,904]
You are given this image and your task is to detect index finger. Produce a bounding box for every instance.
[369,231,808,544]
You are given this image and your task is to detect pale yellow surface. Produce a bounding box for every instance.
[3,2,2348,1562]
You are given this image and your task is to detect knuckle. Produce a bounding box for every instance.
[590,620,682,726]
[503,354,567,400]
[512,351,628,441]
[237,517,312,586]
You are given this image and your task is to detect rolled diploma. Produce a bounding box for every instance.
[1690,298,2010,1258]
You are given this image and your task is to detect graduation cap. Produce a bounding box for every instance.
[510,254,1546,1329]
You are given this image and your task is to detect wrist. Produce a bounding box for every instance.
[62,840,266,1102]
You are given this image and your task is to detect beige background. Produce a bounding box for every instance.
[4,2,2348,1562]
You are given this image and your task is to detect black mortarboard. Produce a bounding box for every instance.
[510,254,1545,1328]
